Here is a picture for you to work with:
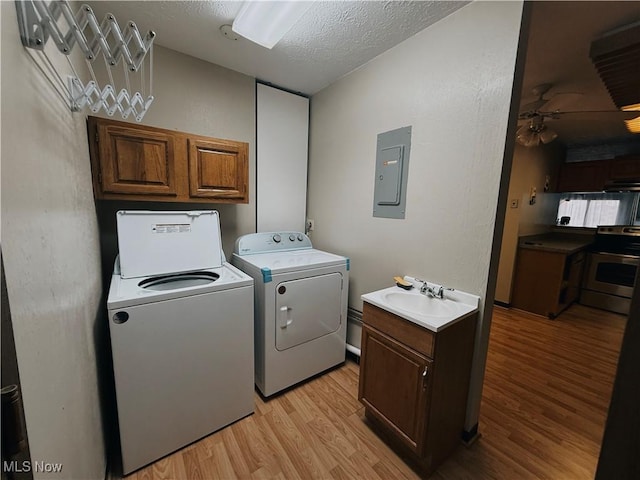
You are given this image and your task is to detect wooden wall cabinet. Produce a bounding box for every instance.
[88,116,248,204]
[609,155,640,180]
[511,248,586,318]
[358,302,477,476]
[556,160,611,192]
[556,156,640,192]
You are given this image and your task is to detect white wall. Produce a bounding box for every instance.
[495,143,564,303]
[307,1,523,431]
[1,2,105,478]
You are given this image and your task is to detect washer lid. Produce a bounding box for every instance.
[116,210,223,279]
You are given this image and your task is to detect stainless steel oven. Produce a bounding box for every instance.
[580,226,640,315]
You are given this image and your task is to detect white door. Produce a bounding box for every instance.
[256,83,309,232]
[275,273,343,351]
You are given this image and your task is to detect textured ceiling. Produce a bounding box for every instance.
[520,1,640,146]
[90,1,468,95]
[88,1,640,147]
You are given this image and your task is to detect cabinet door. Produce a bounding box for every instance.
[609,156,640,180]
[96,122,177,196]
[557,160,611,192]
[188,138,248,202]
[511,248,566,317]
[359,324,431,455]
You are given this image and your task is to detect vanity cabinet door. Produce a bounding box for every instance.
[359,324,432,455]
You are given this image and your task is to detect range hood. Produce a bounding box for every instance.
[604,179,640,192]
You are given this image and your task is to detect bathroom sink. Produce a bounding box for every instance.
[361,278,480,332]
[382,291,457,318]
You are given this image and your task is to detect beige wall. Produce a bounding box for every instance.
[95,46,256,264]
[495,144,564,303]
[307,1,524,431]
[1,2,105,478]
[1,13,255,480]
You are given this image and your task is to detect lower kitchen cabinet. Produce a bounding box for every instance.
[358,302,477,476]
[511,247,586,318]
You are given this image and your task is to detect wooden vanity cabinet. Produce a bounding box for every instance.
[88,116,248,203]
[358,302,477,476]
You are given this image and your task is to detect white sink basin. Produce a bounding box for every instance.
[382,291,457,318]
[362,280,480,332]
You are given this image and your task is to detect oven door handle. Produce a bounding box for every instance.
[592,252,640,261]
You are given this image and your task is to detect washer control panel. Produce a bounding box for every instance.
[235,232,312,255]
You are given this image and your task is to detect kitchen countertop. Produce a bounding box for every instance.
[519,233,594,255]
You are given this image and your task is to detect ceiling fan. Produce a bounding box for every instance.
[516,83,639,147]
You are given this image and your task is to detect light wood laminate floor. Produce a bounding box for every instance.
[119,304,626,479]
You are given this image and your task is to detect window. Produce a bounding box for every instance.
[556,193,639,227]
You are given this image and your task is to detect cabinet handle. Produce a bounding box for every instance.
[422,366,429,390]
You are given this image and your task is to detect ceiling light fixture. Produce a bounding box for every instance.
[516,118,558,148]
[622,104,640,134]
[232,1,314,49]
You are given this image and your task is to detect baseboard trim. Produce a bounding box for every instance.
[494,300,511,308]
[462,424,480,446]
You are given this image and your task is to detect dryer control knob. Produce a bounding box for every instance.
[289,234,296,242]
[272,234,281,243]
[297,234,304,241]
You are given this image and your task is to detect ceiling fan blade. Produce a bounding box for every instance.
[519,98,547,115]
[541,92,584,112]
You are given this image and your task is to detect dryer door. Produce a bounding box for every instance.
[275,272,343,351]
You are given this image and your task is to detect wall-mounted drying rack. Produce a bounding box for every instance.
[15,1,156,122]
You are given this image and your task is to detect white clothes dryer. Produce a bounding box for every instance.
[232,232,348,397]
[107,210,254,474]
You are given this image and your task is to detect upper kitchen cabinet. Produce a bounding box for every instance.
[557,157,640,193]
[556,160,610,192]
[609,155,640,180]
[88,116,249,204]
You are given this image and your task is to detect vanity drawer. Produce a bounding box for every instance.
[362,302,435,358]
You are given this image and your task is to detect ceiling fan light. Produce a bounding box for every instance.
[539,128,558,144]
[524,134,541,148]
[516,128,536,147]
[232,1,314,49]
[624,116,640,134]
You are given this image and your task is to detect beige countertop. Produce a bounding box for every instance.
[518,233,594,255]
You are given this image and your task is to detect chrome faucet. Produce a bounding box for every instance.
[419,281,452,299]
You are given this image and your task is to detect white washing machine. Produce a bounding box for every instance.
[107,210,254,475]
[232,232,348,397]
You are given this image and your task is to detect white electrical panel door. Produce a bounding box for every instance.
[275,273,343,351]
[257,83,309,232]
